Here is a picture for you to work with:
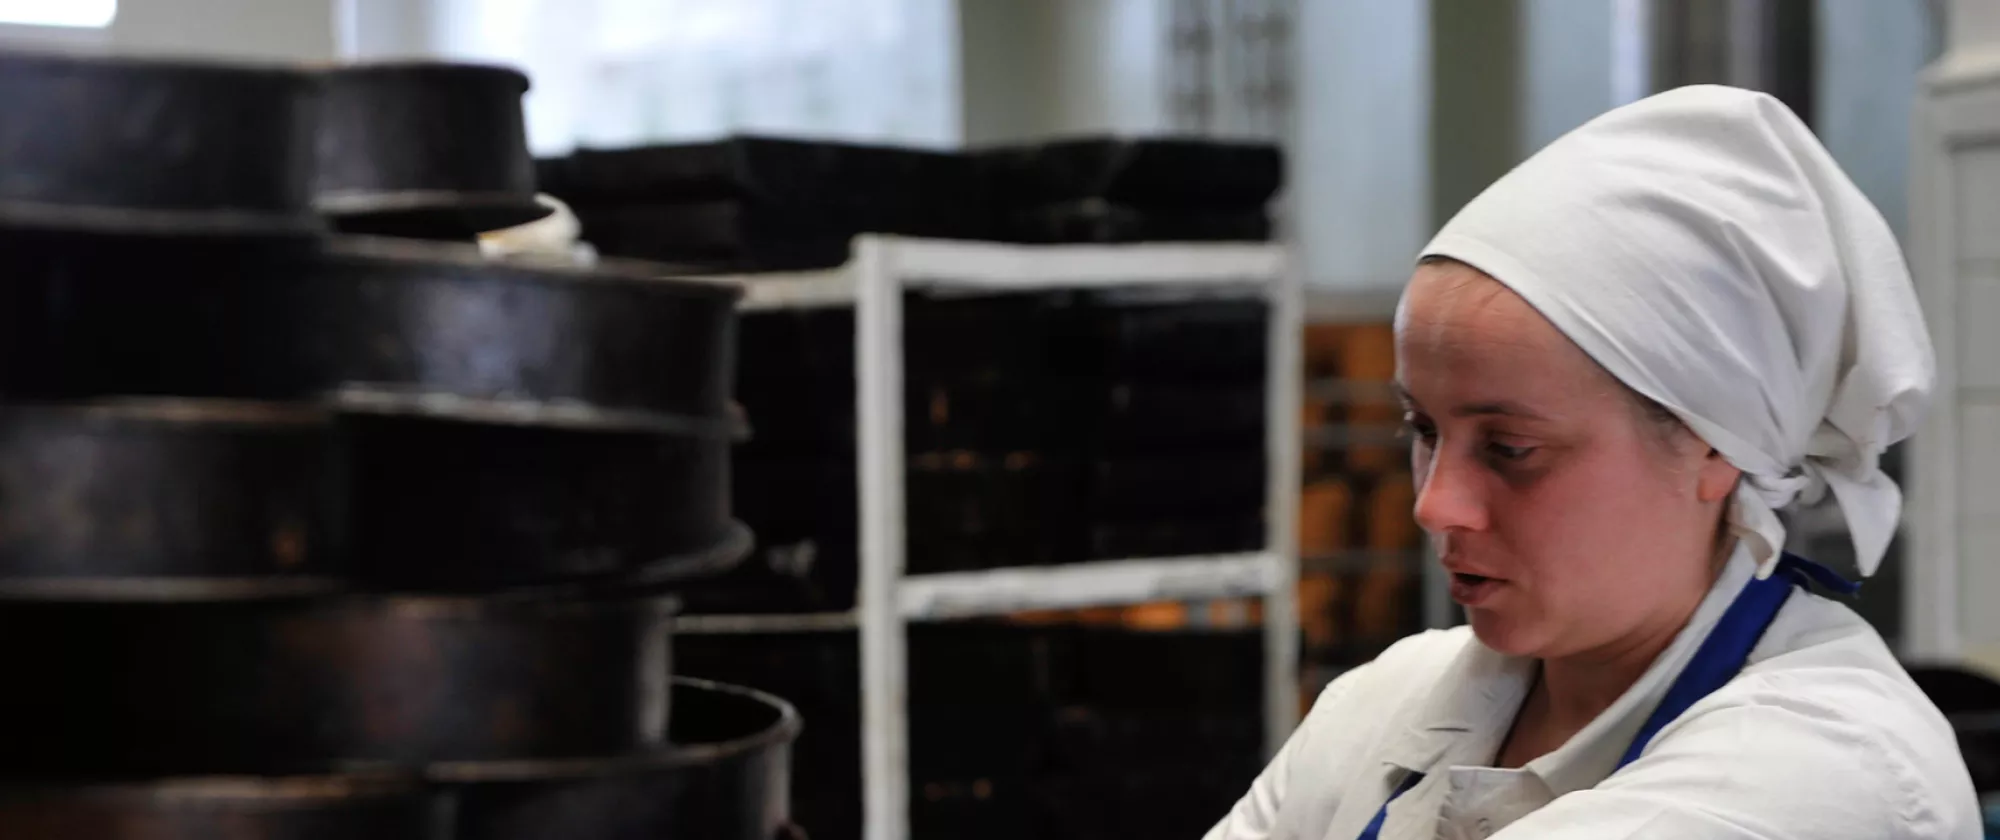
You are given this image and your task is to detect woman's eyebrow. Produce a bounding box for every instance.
[1393,382,1549,421]
[1452,400,1550,421]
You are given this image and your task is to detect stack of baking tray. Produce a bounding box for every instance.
[975,137,1282,244]
[535,135,1282,269]
[899,294,1099,575]
[1081,296,1270,561]
[0,49,799,840]
[537,136,988,270]
[701,290,1272,614]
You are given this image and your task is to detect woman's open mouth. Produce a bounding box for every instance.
[1448,572,1503,606]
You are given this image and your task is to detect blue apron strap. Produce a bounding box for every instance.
[1355,771,1424,840]
[1614,552,1854,769]
[1778,552,1861,596]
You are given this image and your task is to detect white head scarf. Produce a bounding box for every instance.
[1414,85,1935,579]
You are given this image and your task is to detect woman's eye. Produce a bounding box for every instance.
[1400,414,1437,442]
[1487,441,1536,461]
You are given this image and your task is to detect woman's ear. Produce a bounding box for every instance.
[1695,447,1742,504]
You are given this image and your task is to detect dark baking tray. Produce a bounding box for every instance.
[444,677,801,840]
[338,412,746,591]
[540,136,978,208]
[317,62,548,239]
[0,233,742,432]
[0,594,675,776]
[976,137,1282,207]
[267,237,741,431]
[0,775,443,840]
[0,50,320,236]
[998,201,1270,244]
[0,399,341,600]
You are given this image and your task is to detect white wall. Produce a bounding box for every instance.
[0,19,108,50]
[1904,0,2000,665]
[1816,0,1937,238]
[1048,0,1168,138]
[955,0,1049,145]
[340,0,433,60]
[114,0,335,61]
[0,0,336,61]
[410,0,958,154]
[1291,0,1430,290]
[957,0,1170,145]
[1936,0,2000,79]
[1521,0,1644,154]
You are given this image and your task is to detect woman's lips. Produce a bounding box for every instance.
[1448,571,1504,607]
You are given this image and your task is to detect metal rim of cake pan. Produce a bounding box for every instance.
[0,523,753,603]
[424,676,801,783]
[0,199,325,237]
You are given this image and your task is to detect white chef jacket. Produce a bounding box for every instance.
[1205,546,1981,840]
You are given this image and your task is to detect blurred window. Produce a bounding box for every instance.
[428,0,957,155]
[0,0,114,27]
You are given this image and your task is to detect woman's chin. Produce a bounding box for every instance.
[1467,611,1544,657]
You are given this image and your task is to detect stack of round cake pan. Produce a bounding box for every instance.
[0,48,798,840]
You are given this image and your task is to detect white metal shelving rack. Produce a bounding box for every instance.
[698,235,1302,840]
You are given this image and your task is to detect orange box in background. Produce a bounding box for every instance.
[1297,478,1352,560]
[1343,401,1404,474]
[1357,474,1419,640]
[1337,323,1396,381]
[1122,602,1189,630]
[1300,323,1340,476]
[1297,573,1344,649]
[1337,324,1402,474]
[1006,609,1073,626]
[1303,323,1346,380]
[1073,606,1124,626]
[1365,474,1419,551]
[1300,398,1328,473]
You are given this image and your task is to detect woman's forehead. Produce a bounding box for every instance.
[1395,263,1614,408]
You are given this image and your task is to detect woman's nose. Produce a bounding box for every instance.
[1412,447,1488,534]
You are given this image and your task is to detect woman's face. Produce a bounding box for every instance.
[1394,261,1739,661]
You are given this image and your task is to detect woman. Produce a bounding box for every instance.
[1207,86,1980,839]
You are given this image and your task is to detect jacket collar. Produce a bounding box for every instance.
[1377,544,1760,793]
[1377,636,1535,775]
